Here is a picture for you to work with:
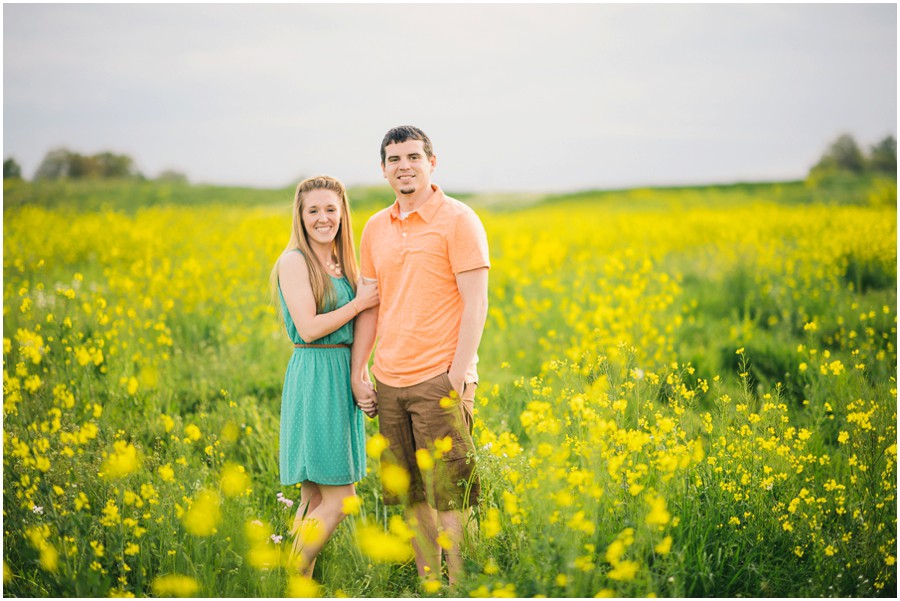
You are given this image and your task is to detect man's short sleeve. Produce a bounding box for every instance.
[449,208,490,274]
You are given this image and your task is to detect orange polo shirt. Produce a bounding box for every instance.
[360,184,490,387]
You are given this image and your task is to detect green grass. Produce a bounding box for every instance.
[3,176,896,597]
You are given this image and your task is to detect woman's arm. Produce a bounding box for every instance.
[278,252,377,342]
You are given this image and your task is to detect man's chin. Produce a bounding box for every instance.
[399,187,416,195]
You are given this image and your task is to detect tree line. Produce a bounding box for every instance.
[808,133,896,179]
[3,148,187,183]
[4,135,895,184]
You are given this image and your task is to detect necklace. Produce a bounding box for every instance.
[325,255,343,276]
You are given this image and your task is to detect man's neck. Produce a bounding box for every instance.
[396,185,434,214]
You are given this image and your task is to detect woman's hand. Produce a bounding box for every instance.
[354,278,379,312]
[356,393,378,418]
[352,374,377,418]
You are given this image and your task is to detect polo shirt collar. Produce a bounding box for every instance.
[389,184,445,223]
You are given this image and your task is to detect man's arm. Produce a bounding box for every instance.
[448,267,489,396]
[351,306,378,417]
[353,221,379,416]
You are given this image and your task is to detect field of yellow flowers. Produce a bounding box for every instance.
[3,178,896,597]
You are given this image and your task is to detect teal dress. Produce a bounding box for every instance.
[278,259,366,486]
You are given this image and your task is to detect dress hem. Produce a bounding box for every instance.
[280,474,363,487]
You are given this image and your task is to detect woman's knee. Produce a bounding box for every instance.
[301,481,322,498]
[289,485,319,523]
[320,488,356,521]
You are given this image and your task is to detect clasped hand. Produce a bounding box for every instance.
[352,378,377,418]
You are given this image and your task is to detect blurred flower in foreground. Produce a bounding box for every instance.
[182,489,221,536]
[366,433,389,459]
[415,448,434,471]
[295,518,325,547]
[152,574,199,597]
[355,522,414,563]
[101,441,142,480]
[287,575,322,597]
[422,577,442,594]
[219,462,250,497]
[607,559,640,581]
[381,464,410,496]
[341,495,362,515]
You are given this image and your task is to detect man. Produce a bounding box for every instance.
[351,125,489,585]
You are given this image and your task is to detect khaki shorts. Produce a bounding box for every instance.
[375,372,480,510]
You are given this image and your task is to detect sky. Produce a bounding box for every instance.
[3,2,897,193]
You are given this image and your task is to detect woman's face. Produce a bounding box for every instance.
[301,188,342,247]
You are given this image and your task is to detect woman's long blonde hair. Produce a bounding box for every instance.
[270,176,359,316]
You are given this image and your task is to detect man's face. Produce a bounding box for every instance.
[381,139,436,196]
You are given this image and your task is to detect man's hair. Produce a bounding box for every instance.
[380,125,434,164]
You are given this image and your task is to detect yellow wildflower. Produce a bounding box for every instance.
[295,519,325,547]
[433,436,453,455]
[100,499,121,527]
[381,463,410,496]
[341,495,362,516]
[221,421,240,443]
[355,523,414,563]
[607,559,640,581]
[482,507,502,538]
[436,531,453,551]
[483,557,500,575]
[286,575,322,597]
[416,448,434,471]
[182,489,221,536]
[184,424,201,441]
[151,574,200,597]
[422,578,442,594]
[645,493,671,526]
[158,463,175,482]
[160,414,174,433]
[655,536,673,555]
[39,545,59,572]
[605,540,626,564]
[366,433,389,459]
[388,515,415,540]
[101,441,142,480]
[219,462,250,498]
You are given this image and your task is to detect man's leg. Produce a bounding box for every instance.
[437,380,479,584]
[438,506,473,585]
[407,374,481,583]
[375,378,436,577]
[408,502,440,579]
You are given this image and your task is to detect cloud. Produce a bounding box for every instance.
[3,3,895,191]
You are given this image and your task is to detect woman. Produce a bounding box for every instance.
[271,175,379,576]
